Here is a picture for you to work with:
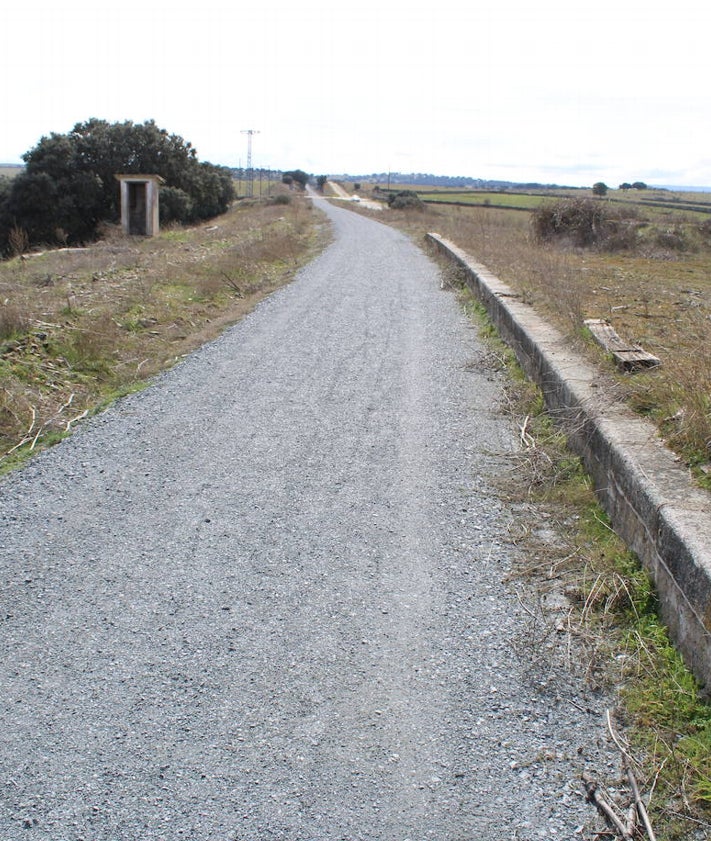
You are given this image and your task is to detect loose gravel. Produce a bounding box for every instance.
[0,198,616,839]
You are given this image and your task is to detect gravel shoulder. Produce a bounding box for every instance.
[0,198,615,839]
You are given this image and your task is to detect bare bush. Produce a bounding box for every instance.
[8,225,29,257]
[531,198,642,250]
[0,302,29,342]
[654,226,689,252]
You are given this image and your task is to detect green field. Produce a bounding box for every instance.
[610,188,711,217]
[401,185,711,217]
[416,190,546,209]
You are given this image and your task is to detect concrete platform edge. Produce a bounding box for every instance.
[427,232,711,689]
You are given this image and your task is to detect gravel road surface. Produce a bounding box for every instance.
[0,198,615,839]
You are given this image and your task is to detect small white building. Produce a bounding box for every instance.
[115,174,165,236]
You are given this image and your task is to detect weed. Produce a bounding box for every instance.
[470,293,711,837]
[0,302,29,342]
[0,195,322,465]
[7,224,29,257]
[387,197,711,485]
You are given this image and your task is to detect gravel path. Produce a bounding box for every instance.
[0,198,614,839]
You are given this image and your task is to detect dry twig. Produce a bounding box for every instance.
[606,711,657,841]
[582,772,634,840]
[582,712,658,840]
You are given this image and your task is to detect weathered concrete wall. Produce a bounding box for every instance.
[427,233,711,689]
[116,174,163,236]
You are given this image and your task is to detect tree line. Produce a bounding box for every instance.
[0,119,235,255]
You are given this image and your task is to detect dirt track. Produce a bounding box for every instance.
[0,198,615,839]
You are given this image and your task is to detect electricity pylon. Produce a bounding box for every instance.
[241,129,260,197]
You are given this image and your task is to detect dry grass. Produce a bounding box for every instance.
[490,362,710,838]
[0,195,325,468]
[451,284,711,840]
[355,195,711,837]
[361,198,711,486]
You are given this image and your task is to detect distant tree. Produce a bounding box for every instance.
[316,175,328,192]
[619,182,632,191]
[0,118,234,253]
[282,169,309,190]
[592,182,608,197]
[632,181,648,190]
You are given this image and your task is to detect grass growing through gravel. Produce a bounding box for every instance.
[0,193,324,472]
[381,193,711,837]
[456,287,711,840]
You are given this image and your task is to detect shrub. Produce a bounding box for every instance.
[388,190,424,211]
[8,225,29,256]
[159,186,193,223]
[0,303,29,342]
[0,119,235,252]
[531,197,641,250]
[655,226,689,252]
[282,170,309,190]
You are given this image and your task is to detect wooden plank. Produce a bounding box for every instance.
[584,318,660,372]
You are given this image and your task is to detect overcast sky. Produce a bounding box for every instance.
[3,0,710,187]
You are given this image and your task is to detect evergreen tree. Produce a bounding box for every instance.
[0,119,235,252]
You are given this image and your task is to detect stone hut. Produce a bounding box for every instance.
[115,174,165,236]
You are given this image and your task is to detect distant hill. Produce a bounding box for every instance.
[655,184,711,193]
[332,172,578,190]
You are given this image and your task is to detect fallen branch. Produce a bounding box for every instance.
[65,409,88,431]
[3,407,37,456]
[3,393,82,457]
[582,772,634,840]
[582,712,659,840]
[606,710,657,841]
[519,414,535,448]
[625,757,656,841]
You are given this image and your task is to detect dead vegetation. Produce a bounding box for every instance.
[358,196,711,489]
[0,195,324,470]
[461,292,711,840]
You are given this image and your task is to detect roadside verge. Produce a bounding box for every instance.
[427,232,711,690]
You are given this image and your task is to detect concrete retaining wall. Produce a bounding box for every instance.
[427,233,711,689]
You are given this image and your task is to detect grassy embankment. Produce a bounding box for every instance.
[0,192,324,472]
[352,186,711,839]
